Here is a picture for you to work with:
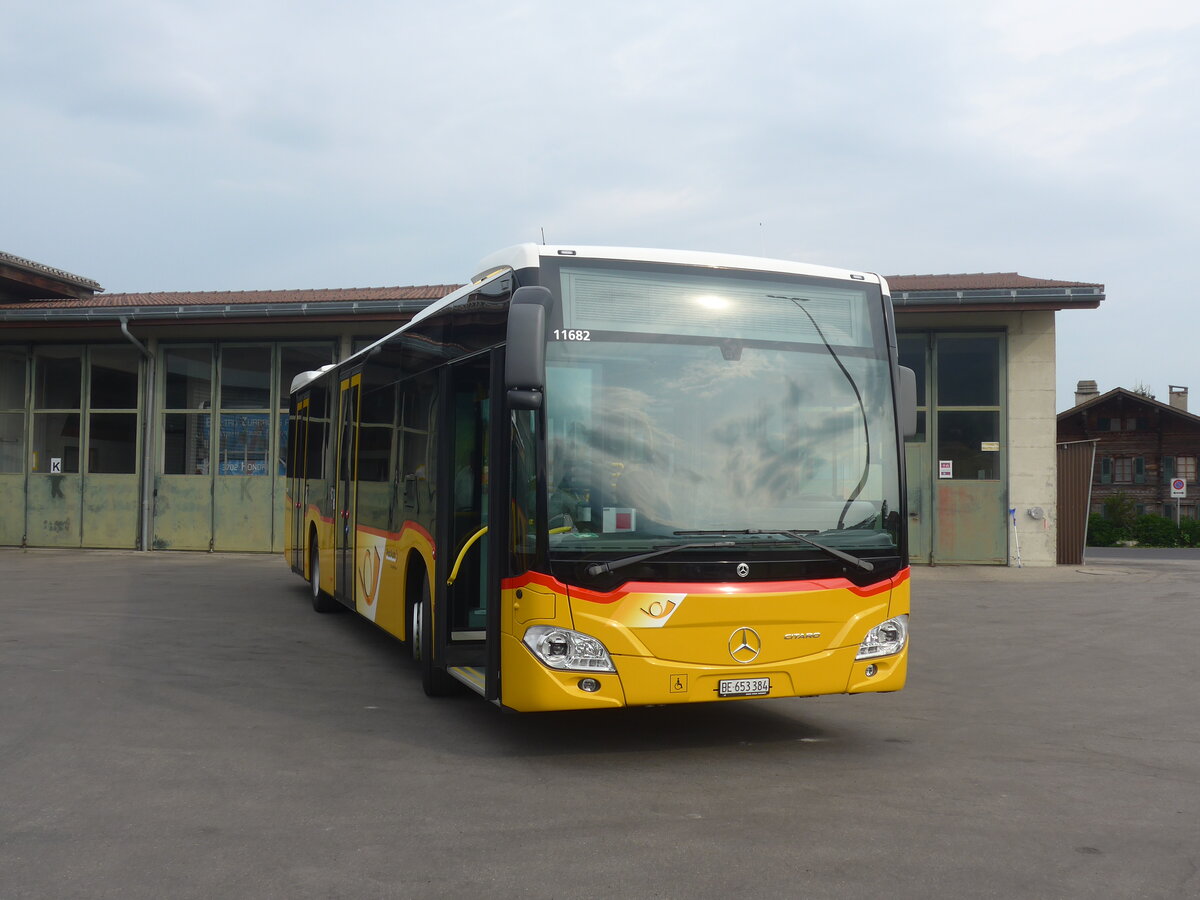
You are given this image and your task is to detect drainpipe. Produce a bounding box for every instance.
[120,318,155,551]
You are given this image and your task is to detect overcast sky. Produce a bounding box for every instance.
[3,0,1197,409]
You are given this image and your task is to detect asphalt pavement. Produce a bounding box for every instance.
[1,550,1197,899]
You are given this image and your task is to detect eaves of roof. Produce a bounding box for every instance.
[0,251,103,291]
[0,251,104,301]
[0,284,461,323]
[887,272,1104,312]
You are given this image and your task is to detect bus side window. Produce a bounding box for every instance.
[399,376,435,513]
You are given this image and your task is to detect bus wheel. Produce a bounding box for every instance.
[409,591,421,662]
[310,537,340,614]
[418,574,456,697]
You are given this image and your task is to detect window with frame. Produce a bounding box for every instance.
[1113,457,1132,483]
[32,347,82,473]
[1177,456,1197,482]
[162,347,213,476]
[1104,456,1145,485]
[0,346,27,474]
[933,335,1002,480]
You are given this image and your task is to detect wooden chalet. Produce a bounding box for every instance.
[1057,383,1200,519]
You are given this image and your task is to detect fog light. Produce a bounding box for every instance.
[578,678,600,693]
[865,664,878,677]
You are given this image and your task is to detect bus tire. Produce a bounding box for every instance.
[310,536,340,614]
[418,573,456,697]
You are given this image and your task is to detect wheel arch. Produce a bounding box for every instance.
[403,547,433,643]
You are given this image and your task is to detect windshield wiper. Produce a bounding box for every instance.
[674,529,874,572]
[768,295,872,530]
[584,541,736,577]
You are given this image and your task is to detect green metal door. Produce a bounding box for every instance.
[898,335,931,563]
[82,474,140,548]
[22,346,142,549]
[155,343,332,553]
[155,347,215,550]
[80,347,142,549]
[212,347,274,551]
[27,473,82,546]
[905,441,931,563]
[930,334,1006,564]
[153,474,213,550]
[0,475,24,545]
[27,348,84,547]
[0,347,29,546]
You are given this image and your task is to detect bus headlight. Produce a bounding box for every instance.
[523,625,616,673]
[856,615,908,660]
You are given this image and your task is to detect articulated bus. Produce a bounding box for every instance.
[285,245,917,711]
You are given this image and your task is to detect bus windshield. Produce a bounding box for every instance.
[540,261,901,559]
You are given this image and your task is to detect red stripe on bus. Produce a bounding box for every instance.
[503,567,909,605]
[351,520,436,556]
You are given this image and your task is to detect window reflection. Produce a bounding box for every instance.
[936,410,999,480]
[545,341,899,547]
[88,413,138,473]
[90,348,139,410]
[221,347,271,409]
[164,413,211,475]
[0,412,24,473]
[35,349,82,410]
[218,413,269,475]
[0,347,26,409]
[32,412,80,473]
[936,337,999,406]
[165,348,212,409]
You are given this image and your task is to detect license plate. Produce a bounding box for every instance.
[718,677,771,697]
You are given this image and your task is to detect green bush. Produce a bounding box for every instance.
[1086,513,1124,547]
[1179,517,1200,548]
[1130,514,1180,548]
[1102,493,1137,529]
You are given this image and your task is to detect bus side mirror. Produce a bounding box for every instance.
[898,366,918,439]
[506,287,550,410]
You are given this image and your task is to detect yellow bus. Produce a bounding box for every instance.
[285,245,916,711]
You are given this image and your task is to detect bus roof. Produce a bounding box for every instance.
[471,243,887,289]
[290,244,892,397]
[290,363,336,394]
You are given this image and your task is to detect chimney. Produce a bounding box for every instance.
[1169,385,1188,412]
[1075,379,1100,406]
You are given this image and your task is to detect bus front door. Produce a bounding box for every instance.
[334,374,361,607]
[288,398,310,572]
[439,354,495,692]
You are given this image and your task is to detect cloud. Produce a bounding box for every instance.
[2,0,1199,407]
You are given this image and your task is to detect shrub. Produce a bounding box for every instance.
[1102,493,1137,529]
[1130,514,1179,548]
[1179,517,1200,548]
[1086,513,1124,547]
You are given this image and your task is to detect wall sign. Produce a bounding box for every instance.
[939,460,953,479]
